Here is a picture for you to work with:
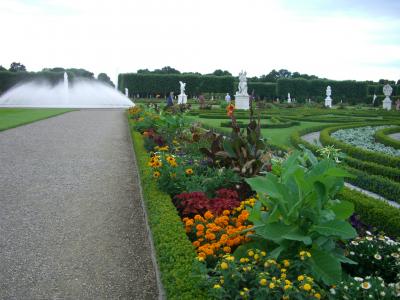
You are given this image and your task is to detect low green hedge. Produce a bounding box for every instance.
[344,166,400,203]
[337,189,400,237]
[344,156,400,182]
[319,123,400,169]
[220,120,299,129]
[130,128,208,300]
[374,126,400,149]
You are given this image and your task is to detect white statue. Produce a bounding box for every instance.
[287,93,291,103]
[382,84,393,110]
[225,93,231,103]
[372,94,377,104]
[325,86,332,108]
[326,86,332,97]
[179,81,186,95]
[237,70,248,96]
[125,88,129,97]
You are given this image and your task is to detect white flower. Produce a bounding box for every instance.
[344,286,348,290]
[380,291,386,296]
[366,236,373,241]
[361,282,371,290]
[374,253,382,260]
[330,288,336,295]
[351,241,359,246]
[354,277,364,282]
[366,231,372,235]
[391,253,399,259]
[350,251,355,256]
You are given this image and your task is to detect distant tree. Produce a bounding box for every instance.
[259,69,280,82]
[211,69,232,76]
[182,72,202,75]
[379,79,395,85]
[137,68,151,74]
[9,62,26,72]
[97,73,115,87]
[397,79,400,85]
[278,69,292,78]
[0,65,6,71]
[153,66,180,74]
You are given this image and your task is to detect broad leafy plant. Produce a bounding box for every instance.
[243,149,357,285]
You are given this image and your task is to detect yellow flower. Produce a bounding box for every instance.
[153,171,161,178]
[284,284,291,290]
[361,281,371,289]
[261,251,267,257]
[283,259,290,267]
[185,168,193,175]
[248,250,254,257]
[220,262,229,270]
[213,284,221,289]
[254,254,259,260]
[314,293,321,299]
[225,255,234,261]
[269,282,275,289]
[298,275,305,281]
[260,278,267,286]
[303,283,312,291]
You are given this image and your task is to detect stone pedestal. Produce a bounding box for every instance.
[235,94,250,110]
[325,97,332,108]
[383,98,392,110]
[178,94,187,104]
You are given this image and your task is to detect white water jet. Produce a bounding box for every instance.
[0,74,134,108]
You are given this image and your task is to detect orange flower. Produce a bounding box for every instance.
[204,211,214,220]
[223,246,231,253]
[185,168,194,175]
[192,241,200,248]
[194,215,204,222]
[196,224,205,231]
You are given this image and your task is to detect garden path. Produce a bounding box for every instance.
[389,132,400,141]
[301,131,400,209]
[0,110,160,299]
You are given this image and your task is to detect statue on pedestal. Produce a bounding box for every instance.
[178,81,187,104]
[325,86,332,108]
[382,84,393,110]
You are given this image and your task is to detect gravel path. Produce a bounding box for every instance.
[0,110,159,299]
[389,132,400,141]
[301,131,321,146]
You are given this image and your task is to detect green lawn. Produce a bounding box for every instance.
[0,108,73,131]
[187,116,330,147]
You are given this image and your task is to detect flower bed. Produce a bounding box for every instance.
[331,126,400,156]
[128,105,400,299]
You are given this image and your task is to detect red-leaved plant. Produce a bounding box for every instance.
[174,189,241,217]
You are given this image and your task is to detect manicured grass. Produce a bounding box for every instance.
[187,115,330,147]
[0,108,72,131]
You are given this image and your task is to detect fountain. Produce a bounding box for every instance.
[0,72,134,108]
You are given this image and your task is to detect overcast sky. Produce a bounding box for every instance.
[0,0,399,84]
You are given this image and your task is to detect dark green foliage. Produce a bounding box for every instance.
[119,73,235,97]
[277,79,368,103]
[337,189,400,237]
[210,69,232,76]
[97,73,115,87]
[130,129,208,300]
[374,126,400,149]
[0,65,6,71]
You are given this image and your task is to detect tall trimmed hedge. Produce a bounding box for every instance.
[118,73,235,97]
[247,82,277,99]
[277,79,368,103]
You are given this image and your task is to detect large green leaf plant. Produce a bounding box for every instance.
[243,148,357,285]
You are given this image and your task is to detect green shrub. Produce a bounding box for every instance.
[247,82,277,99]
[344,156,400,182]
[374,126,400,149]
[130,128,208,300]
[337,189,400,237]
[220,120,299,129]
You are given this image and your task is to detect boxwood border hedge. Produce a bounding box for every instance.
[129,126,208,300]
[374,126,400,150]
